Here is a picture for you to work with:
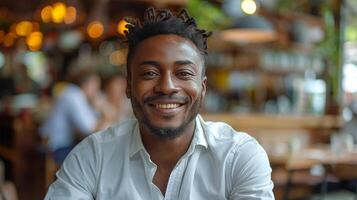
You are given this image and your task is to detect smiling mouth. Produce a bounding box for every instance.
[154,103,181,109]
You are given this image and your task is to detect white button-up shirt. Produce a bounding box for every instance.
[40,84,98,151]
[45,115,274,200]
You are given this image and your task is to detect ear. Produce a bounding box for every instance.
[201,76,207,99]
[125,76,131,99]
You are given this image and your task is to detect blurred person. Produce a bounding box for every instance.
[45,8,274,199]
[40,68,111,164]
[101,72,133,124]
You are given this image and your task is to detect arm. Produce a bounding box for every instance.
[69,91,112,134]
[69,92,97,134]
[229,139,275,200]
[45,137,98,200]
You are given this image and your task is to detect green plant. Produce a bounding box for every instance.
[187,0,229,31]
[316,4,343,113]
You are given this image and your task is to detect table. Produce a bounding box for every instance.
[269,145,357,200]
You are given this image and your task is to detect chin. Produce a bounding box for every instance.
[144,118,192,139]
[148,125,186,139]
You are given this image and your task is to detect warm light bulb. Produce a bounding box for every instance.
[26,32,43,51]
[241,0,257,15]
[41,6,53,23]
[117,19,128,36]
[16,21,33,37]
[52,2,67,23]
[64,6,77,24]
[87,21,104,39]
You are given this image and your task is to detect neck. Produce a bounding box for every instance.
[140,121,196,168]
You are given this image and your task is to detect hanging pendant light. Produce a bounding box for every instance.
[220,0,276,44]
[220,15,276,43]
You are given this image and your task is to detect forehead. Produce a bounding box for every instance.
[130,34,203,65]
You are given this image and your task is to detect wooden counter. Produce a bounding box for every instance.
[201,113,344,130]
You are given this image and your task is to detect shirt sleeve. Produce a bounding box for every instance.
[67,91,97,135]
[44,136,98,200]
[229,138,275,200]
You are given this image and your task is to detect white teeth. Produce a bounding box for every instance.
[155,104,180,109]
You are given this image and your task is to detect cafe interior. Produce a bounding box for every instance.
[0,0,357,199]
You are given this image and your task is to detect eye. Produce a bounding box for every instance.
[142,70,159,79]
[177,70,195,79]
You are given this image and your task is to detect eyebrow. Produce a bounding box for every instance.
[175,60,195,66]
[138,61,160,67]
[138,60,195,67]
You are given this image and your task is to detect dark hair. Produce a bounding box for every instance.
[124,7,211,75]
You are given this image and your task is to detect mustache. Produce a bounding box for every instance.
[144,95,188,104]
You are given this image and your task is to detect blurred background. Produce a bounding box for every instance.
[0,0,357,199]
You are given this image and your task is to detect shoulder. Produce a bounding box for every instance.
[66,117,137,155]
[201,118,257,152]
[67,119,137,158]
[200,119,273,197]
[56,84,83,104]
[200,117,269,170]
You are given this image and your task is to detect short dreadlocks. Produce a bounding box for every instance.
[124,7,211,75]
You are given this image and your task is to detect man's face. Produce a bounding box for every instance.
[127,34,207,138]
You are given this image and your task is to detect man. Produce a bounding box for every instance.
[40,68,110,164]
[45,8,274,199]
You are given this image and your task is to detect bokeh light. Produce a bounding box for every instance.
[241,0,257,15]
[15,21,33,37]
[64,6,77,24]
[26,32,43,51]
[41,6,53,23]
[87,21,104,39]
[117,19,128,36]
[52,2,67,23]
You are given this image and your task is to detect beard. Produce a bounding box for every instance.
[130,94,202,139]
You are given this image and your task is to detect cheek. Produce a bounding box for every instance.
[132,80,154,99]
[185,83,202,100]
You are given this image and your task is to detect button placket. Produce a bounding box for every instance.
[164,157,187,200]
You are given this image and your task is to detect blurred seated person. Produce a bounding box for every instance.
[40,68,111,164]
[101,72,133,124]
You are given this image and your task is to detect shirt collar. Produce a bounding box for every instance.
[129,115,208,158]
[129,121,144,158]
[192,114,208,149]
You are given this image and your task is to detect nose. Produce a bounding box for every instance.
[154,71,179,95]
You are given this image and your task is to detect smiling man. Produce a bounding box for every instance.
[45,7,274,200]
